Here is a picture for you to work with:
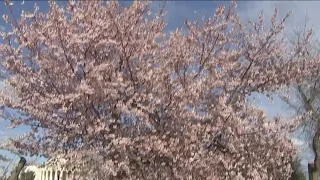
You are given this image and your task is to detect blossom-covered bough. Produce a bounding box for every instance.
[0,0,318,179]
[0,133,31,157]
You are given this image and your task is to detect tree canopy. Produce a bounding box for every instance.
[0,1,319,179]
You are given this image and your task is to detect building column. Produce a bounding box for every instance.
[49,169,52,180]
[54,169,58,180]
[57,169,60,180]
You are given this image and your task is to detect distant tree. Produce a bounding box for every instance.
[19,170,35,180]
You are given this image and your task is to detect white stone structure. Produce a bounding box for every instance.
[22,158,78,180]
[23,165,71,180]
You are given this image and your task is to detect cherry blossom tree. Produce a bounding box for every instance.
[0,0,318,179]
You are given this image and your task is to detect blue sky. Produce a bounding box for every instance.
[0,0,319,173]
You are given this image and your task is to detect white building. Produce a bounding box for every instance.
[23,165,65,180]
[22,158,78,180]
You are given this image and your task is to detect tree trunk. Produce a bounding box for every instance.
[309,163,318,180]
[309,130,320,180]
[7,157,26,180]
